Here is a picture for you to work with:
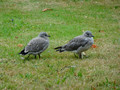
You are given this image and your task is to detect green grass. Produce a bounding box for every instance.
[0,0,120,89]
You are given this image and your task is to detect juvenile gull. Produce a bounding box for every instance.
[19,32,50,59]
[55,31,94,58]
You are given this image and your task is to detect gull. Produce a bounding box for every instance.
[54,31,94,58]
[19,32,50,59]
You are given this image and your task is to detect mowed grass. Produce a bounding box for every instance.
[0,0,120,89]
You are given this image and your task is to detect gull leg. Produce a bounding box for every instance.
[79,53,82,59]
[27,54,30,59]
[81,52,84,59]
[38,54,40,59]
[34,55,36,59]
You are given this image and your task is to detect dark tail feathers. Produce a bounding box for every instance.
[19,48,28,55]
[54,46,65,52]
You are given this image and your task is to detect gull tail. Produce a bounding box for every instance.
[19,48,28,55]
[54,46,65,52]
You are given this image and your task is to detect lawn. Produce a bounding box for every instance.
[0,0,120,89]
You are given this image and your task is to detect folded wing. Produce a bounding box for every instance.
[25,38,49,53]
[64,37,88,51]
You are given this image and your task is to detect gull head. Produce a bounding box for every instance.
[83,31,94,38]
[39,32,50,38]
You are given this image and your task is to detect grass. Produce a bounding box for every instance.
[0,0,120,89]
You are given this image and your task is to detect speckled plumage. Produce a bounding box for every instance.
[55,31,94,58]
[19,32,50,59]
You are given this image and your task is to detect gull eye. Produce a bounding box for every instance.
[87,33,89,35]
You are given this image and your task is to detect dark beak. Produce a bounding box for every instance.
[91,35,94,37]
[47,35,50,37]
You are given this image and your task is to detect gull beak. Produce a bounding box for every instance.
[91,35,94,37]
[47,35,50,37]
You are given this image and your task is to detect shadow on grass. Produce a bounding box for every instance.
[20,55,41,63]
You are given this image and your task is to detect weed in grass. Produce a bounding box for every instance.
[78,71,83,77]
